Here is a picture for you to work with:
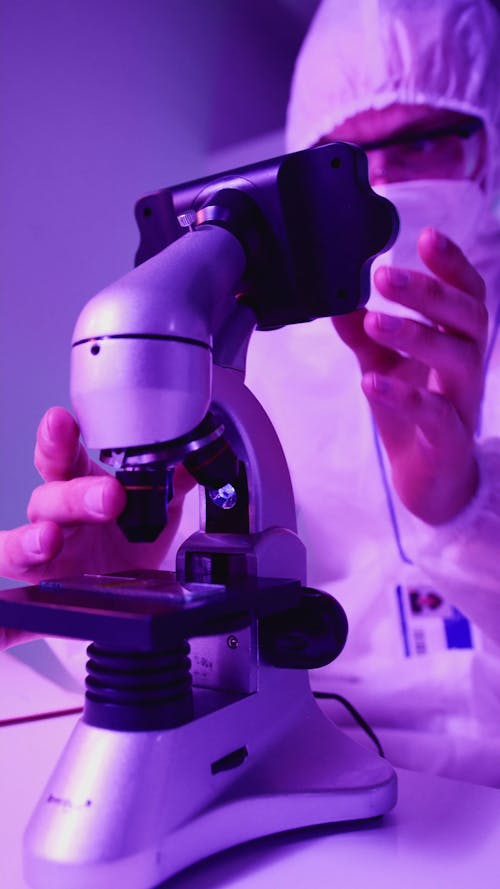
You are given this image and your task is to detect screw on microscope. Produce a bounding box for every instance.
[177,210,198,232]
[227,635,239,650]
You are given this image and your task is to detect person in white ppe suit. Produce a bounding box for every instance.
[1,0,500,786]
[246,0,500,785]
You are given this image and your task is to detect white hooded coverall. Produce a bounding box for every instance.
[246,0,500,786]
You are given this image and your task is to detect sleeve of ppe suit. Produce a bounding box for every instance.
[405,438,500,646]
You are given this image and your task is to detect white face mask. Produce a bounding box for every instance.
[370,179,500,320]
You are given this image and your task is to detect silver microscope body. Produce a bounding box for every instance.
[0,143,398,887]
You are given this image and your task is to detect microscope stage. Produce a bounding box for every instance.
[0,570,301,650]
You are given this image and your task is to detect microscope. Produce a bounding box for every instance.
[0,141,398,888]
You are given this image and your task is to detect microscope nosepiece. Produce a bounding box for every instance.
[106,413,239,543]
[116,466,174,542]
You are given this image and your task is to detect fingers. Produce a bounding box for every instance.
[372,265,488,345]
[361,372,479,523]
[34,407,102,482]
[364,310,483,430]
[27,475,127,526]
[368,238,488,431]
[174,464,198,497]
[0,522,63,581]
[332,310,403,376]
[417,227,486,301]
[332,309,369,351]
[361,372,458,451]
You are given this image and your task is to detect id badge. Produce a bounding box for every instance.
[396,576,476,658]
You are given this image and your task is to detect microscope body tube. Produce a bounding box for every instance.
[70,225,247,450]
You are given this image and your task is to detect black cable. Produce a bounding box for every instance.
[314,691,385,758]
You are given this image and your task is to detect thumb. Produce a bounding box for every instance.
[332,309,387,374]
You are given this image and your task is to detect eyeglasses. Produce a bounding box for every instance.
[357,117,485,183]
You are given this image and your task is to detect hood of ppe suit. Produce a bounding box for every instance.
[286,0,500,196]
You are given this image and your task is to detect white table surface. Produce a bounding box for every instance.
[1,708,500,889]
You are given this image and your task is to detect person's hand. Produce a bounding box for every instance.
[333,227,487,525]
[0,407,194,647]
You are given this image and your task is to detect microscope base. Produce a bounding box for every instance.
[24,671,396,889]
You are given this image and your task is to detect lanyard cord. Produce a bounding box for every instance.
[372,419,413,565]
[478,298,500,435]
[372,298,500,566]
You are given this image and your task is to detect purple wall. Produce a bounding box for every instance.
[0,0,317,530]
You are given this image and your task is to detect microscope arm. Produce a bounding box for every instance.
[71,223,248,451]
